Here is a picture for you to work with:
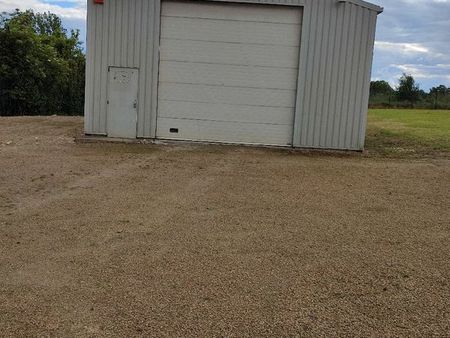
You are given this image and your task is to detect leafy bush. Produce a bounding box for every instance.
[0,10,85,116]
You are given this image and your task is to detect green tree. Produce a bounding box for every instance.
[396,73,421,106]
[429,85,449,109]
[429,85,448,96]
[0,10,85,116]
[370,80,394,96]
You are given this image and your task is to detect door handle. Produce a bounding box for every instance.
[133,101,137,109]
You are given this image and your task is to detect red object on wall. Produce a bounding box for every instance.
[94,0,104,4]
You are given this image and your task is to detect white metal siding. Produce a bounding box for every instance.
[85,0,380,150]
[294,0,378,150]
[156,1,302,146]
[84,0,159,137]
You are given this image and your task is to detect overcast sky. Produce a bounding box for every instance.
[1,0,449,90]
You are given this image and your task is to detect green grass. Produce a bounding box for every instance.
[366,109,450,157]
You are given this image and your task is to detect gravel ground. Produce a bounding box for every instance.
[0,116,449,337]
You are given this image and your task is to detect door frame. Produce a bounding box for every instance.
[106,66,140,138]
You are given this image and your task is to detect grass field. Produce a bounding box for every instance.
[366,109,450,157]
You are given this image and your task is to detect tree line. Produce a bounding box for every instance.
[0,10,85,116]
[370,74,450,109]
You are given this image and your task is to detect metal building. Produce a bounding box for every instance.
[84,0,382,150]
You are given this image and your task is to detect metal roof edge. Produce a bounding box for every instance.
[337,0,384,14]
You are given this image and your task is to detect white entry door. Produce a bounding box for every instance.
[156,1,302,146]
[107,67,138,138]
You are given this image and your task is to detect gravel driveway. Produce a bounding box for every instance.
[1,116,449,337]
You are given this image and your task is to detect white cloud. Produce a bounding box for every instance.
[393,64,450,81]
[0,0,86,19]
[374,0,450,88]
[375,41,429,54]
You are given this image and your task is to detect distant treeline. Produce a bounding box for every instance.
[370,75,450,109]
[0,10,85,116]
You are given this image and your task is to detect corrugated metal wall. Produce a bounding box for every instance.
[84,0,160,137]
[294,0,378,150]
[85,0,379,150]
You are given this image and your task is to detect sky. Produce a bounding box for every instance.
[0,0,449,90]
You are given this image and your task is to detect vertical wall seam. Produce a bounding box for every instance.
[310,0,326,146]
[290,8,303,144]
[351,8,366,148]
[302,0,318,145]
[314,0,330,146]
[93,6,101,132]
[99,3,107,133]
[147,0,155,137]
[301,0,313,145]
[120,0,125,65]
[293,0,311,146]
[344,5,358,148]
[144,0,151,136]
[150,0,162,138]
[340,3,354,149]
[322,1,337,147]
[138,0,147,137]
[334,3,348,148]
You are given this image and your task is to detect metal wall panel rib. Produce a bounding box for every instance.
[84,0,94,134]
[85,0,379,150]
[150,0,161,138]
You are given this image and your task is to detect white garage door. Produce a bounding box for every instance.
[156,0,302,146]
